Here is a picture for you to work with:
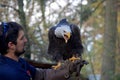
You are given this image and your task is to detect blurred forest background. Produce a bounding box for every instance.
[0,0,120,80]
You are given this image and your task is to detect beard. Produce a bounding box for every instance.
[14,49,25,57]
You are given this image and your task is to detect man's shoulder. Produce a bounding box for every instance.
[0,57,9,71]
[0,55,6,65]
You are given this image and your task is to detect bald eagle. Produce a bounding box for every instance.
[48,19,83,62]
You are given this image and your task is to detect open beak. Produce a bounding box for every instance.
[63,32,71,43]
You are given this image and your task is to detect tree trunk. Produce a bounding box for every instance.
[101,0,117,80]
[39,0,47,29]
[17,0,31,59]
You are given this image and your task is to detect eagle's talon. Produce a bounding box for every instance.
[69,56,80,62]
[52,62,61,70]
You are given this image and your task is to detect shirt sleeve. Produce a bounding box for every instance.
[19,58,36,80]
[28,64,36,79]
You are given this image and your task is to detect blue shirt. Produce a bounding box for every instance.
[0,55,36,80]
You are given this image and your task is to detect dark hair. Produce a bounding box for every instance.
[0,22,23,55]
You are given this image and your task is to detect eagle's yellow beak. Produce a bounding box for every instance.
[63,32,71,43]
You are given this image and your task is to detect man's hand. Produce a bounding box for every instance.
[69,59,88,73]
[57,59,88,77]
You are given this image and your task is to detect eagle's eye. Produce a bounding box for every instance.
[63,30,66,33]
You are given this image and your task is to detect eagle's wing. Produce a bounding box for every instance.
[69,24,83,56]
[48,27,63,61]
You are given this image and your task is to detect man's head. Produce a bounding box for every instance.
[0,22,27,57]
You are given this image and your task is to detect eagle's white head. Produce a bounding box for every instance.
[54,19,71,43]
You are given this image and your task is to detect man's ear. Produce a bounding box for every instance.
[8,42,15,49]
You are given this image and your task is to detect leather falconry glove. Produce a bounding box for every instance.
[50,59,87,80]
[34,59,87,80]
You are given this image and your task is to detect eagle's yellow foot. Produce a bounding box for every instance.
[69,56,80,62]
[52,62,61,70]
